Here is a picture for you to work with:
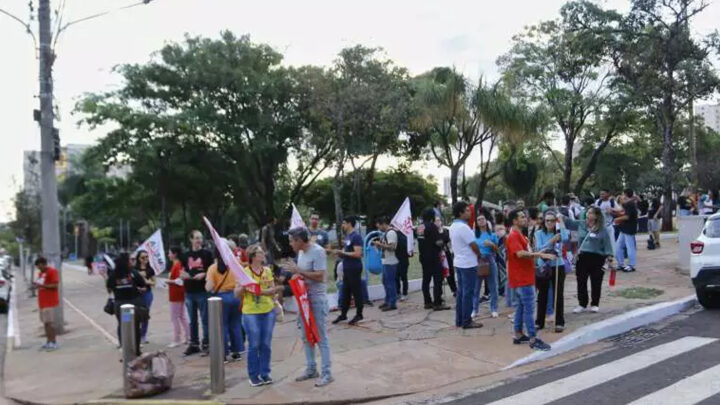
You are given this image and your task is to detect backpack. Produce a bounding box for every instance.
[394,229,411,261]
[596,198,615,208]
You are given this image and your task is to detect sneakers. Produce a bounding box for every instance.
[508,312,515,319]
[295,371,319,382]
[513,335,531,345]
[590,306,600,313]
[348,315,364,325]
[433,304,451,311]
[249,376,264,387]
[470,310,477,318]
[200,345,210,357]
[39,343,51,351]
[315,374,334,387]
[365,301,374,307]
[479,295,489,303]
[260,375,274,385]
[620,265,636,272]
[168,341,182,348]
[573,306,586,314]
[379,303,389,310]
[462,321,483,329]
[230,352,242,362]
[41,342,59,351]
[555,325,565,333]
[381,306,397,312]
[400,295,408,302]
[491,311,499,318]
[530,338,552,351]
[332,315,348,324]
[424,303,434,309]
[183,345,201,357]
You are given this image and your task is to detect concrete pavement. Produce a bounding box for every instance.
[2,239,695,404]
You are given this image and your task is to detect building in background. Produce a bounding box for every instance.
[697,104,720,133]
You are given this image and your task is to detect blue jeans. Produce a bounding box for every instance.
[185,291,209,346]
[455,266,478,327]
[473,256,499,313]
[513,285,536,338]
[299,296,332,378]
[218,291,245,354]
[140,289,153,339]
[679,209,691,217]
[382,264,398,307]
[242,311,275,379]
[615,232,637,267]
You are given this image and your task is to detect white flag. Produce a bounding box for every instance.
[290,203,306,230]
[136,229,166,275]
[391,197,414,256]
[203,217,261,294]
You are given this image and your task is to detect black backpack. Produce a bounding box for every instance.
[647,234,656,250]
[394,229,411,261]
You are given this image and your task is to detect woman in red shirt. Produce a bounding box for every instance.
[168,247,190,347]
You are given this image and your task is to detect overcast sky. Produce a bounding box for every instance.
[1,0,718,222]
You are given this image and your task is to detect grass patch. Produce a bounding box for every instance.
[324,255,423,293]
[615,287,664,299]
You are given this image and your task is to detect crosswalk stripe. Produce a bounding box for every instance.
[626,363,720,405]
[485,336,717,405]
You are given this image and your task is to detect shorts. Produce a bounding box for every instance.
[39,307,56,324]
[649,219,661,232]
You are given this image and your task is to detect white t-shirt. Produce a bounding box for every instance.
[381,229,399,265]
[449,220,478,268]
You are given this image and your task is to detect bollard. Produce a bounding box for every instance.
[208,296,225,394]
[120,304,137,393]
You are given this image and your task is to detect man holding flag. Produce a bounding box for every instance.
[391,198,414,301]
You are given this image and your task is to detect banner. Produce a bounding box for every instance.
[203,217,261,295]
[290,278,320,346]
[391,197,414,256]
[290,203,306,230]
[136,229,166,275]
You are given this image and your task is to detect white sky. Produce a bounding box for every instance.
[1,0,718,222]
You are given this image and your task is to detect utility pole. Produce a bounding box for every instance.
[38,0,64,333]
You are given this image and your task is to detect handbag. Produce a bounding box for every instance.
[478,257,490,277]
[535,261,553,280]
[104,297,115,315]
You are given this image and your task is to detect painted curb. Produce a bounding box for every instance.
[505,294,697,369]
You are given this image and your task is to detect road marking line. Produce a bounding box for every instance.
[63,298,118,346]
[626,363,720,405]
[485,336,717,405]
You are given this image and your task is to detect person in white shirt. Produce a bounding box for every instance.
[449,202,483,330]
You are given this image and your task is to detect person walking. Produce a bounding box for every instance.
[374,216,399,312]
[34,257,60,351]
[534,210,569,333]
[106,252,147,356]
[472,214,500,319]
[181,230,214,356]
[559,207,615,313]
[206,245,245,362]
[506,209,554,351]
[419,209,449,311]
[615,189,639,272]
[236,245,278,387]
[286,228,334,387]
[135,250,156,344]
[168,247,190,348]
[332,216,365,325]
[449,202,483,329]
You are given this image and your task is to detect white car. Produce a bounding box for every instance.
[690,213,720,308]
[0,255,12,313]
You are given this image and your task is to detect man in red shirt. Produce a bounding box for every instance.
[506,209,554,351]
[34,257,60,351]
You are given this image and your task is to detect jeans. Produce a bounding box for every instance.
[299,296,332,378]
[396,259,409,296]
[615,232,637,267]
[218,291,245,354]
[242,311,275,380]
[513,285,536,338]
[140,289,154,340]
[455,266,478,327]
[577,252,606,307]
[340,270,363,317]
[536,269,566,328]
[169,301,190,343]
[679,209,692,217]
[185,291,209,347]
[473,256,499,313]
[421,258,443,306]
[382,264,398,307]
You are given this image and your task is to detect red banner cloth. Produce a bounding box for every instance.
[289,278,320,346]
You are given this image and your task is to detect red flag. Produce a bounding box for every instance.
[289,278,320,346]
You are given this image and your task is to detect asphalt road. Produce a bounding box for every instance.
[445,307,720,405]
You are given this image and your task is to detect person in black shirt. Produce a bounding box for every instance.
[648,196,663,248]
[332,216,365,325]
[135,250,156,344]
[637,194,650,233]
[181,230,214,356]
[419,208,449,310]
[615,189,639,272]
[106,252,147,356]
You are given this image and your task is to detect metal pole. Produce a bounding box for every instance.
[208,297,225,394]
[29,250,36,298]
[38,0,64,333]
[120,304,137,393]
[19,241,25,281]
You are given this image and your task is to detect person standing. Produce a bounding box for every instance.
[308,213,330,248]
[135,250,156,344]
[595,189,618,248]
[236,245,278,387]
[332,216,365,325]
[261,216,282,266]
[374,216,399,312]
[449,202,483,329]
[168,247,190,348]
[181,230,214,356]
[534,210,569,333]
[396,223,412,302]
[34,257,60,351]
[206,246,245,362]
[437,217,457,298]
[106,252,147,356]
[286,228,334,387]
[419,209,449,311]
[615,189,639,272]
[559,207,614,312]
[648,196,664,248]
[473,214,500,318]
[506,209,554,351]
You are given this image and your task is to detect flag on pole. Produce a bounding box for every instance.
[391,197,414,256]
[203,217,261,295]
[136,229,166,275]
[290,203,306,230]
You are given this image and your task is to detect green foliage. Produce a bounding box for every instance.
[9,190,41,252]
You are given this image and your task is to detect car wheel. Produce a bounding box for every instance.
[0,299,7,314]
[696,288,720,309]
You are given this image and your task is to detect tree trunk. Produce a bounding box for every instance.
[574,133,615,194]
[561,139,574,194]
[332,164,344,246]
[450,165,460,205]
[461,164,468,201]
[365,154,380,227]
[660,112,675,232]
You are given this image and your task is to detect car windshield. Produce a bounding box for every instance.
[706,218,720,238]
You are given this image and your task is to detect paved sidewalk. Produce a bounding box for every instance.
[3,240,692,404]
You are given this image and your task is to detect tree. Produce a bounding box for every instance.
[10,190,41,252]
[502,146,540,201]
[565,0,720,229]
